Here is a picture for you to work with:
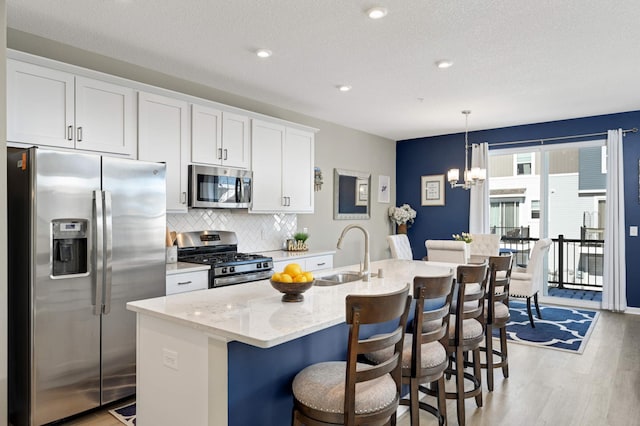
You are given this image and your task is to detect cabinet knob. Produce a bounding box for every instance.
[67,125,73,141]
[181,192,187,204]
[218,148,223,160]
[76,126,83,142]
[177,281,192,286]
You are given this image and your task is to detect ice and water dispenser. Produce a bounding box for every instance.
[52,219,88,276]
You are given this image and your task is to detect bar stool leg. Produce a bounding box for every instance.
[473,348,483,407]
[436,377,447,425]
[409,377,419,426]
[455,347,466,426]
[486,323,495,391]
[500,327,509,378]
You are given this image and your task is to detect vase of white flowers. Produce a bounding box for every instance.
[452,232,472,261]
[452,232,473,244]
[388,204,417,234]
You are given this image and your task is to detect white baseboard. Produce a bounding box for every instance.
[624,306,640,315]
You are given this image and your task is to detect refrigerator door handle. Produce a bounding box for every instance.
[93,190,104,315]
[103,190,113,315]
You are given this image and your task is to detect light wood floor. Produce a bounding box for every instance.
[60,310,640,425]
[58,397,134,426]
[397,309,640,426]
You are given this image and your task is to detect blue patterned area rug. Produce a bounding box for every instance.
[109,402,136,426]
[493,300,599,354]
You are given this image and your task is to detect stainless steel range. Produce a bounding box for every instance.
[176,230,273,287]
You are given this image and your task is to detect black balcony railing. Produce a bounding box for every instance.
[500,234,603,291]
[491,226,530,240]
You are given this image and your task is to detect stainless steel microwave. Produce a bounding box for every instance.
[188,165,252,209]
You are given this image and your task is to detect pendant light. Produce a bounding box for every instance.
[447,110,486,189]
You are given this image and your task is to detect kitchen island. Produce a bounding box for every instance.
[127,258,454,426]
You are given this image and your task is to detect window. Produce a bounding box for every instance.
[490,201,519,238]
[516,153,532,175]
[531,200,540,219]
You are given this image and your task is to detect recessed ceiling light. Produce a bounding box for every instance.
[435,60,453,69]
[366,7,388,19]
[337,85,352,92]
[256,49,272,59]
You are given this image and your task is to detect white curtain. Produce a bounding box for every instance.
[469,142,490,234]
[603,129,627,312]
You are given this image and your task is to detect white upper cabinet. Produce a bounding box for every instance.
[250,119,315,213]
[7,59,136,156]
[221,112,250,169]
[250,120,285,212]
[138,91,189,213]
[283,127,314,212]
[191,104,221,165]
[191,104,249,169]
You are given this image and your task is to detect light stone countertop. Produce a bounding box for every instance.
[129,259,454,348]
[165,262,211,275]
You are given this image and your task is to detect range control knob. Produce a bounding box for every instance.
[230,266,236,273]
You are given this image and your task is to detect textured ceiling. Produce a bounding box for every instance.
[7,0,640,141]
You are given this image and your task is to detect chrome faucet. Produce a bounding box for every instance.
[336,224,371,281]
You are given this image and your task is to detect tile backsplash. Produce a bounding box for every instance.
[167,210,297,253]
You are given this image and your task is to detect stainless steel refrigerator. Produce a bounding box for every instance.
[7,147,167,426]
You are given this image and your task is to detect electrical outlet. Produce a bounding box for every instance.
[630,226,638,237]
[162,348,178,370]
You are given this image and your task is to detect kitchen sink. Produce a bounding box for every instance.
[314,271,364,286]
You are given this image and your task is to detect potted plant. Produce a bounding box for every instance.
[294,232,309,243]
[288,232,309,251]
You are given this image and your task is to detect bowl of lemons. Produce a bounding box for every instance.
[270,263,315,302]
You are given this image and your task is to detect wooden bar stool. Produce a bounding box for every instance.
[481,254,513,391]
[365,272,455,425]
[291,285,411,426]
[443,263,488,426]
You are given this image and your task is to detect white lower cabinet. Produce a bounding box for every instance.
[303,255,334,272]
[166,270,208,295]
[273,254,334,273]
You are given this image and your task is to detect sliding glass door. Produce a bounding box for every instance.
[489,140,605,307]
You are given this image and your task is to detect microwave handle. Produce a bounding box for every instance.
[235,178,241,203]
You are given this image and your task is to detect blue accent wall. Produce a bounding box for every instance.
[396,110,640,307]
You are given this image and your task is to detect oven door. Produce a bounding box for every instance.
[211,270,273,287]
[189,165,252,209]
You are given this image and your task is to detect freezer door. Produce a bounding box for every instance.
[101,156,166,404]
[31,149,102,425]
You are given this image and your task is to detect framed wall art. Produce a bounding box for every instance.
[421,174,445,206]
[355,178,369,206]
[378,175,390,203]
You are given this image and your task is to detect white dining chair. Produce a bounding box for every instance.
[469,233,501,257]
[425,240,468,263]
[509,238,553,327]
[387,234,413,260]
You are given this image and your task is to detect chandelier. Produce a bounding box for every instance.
[447,110,486,189]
